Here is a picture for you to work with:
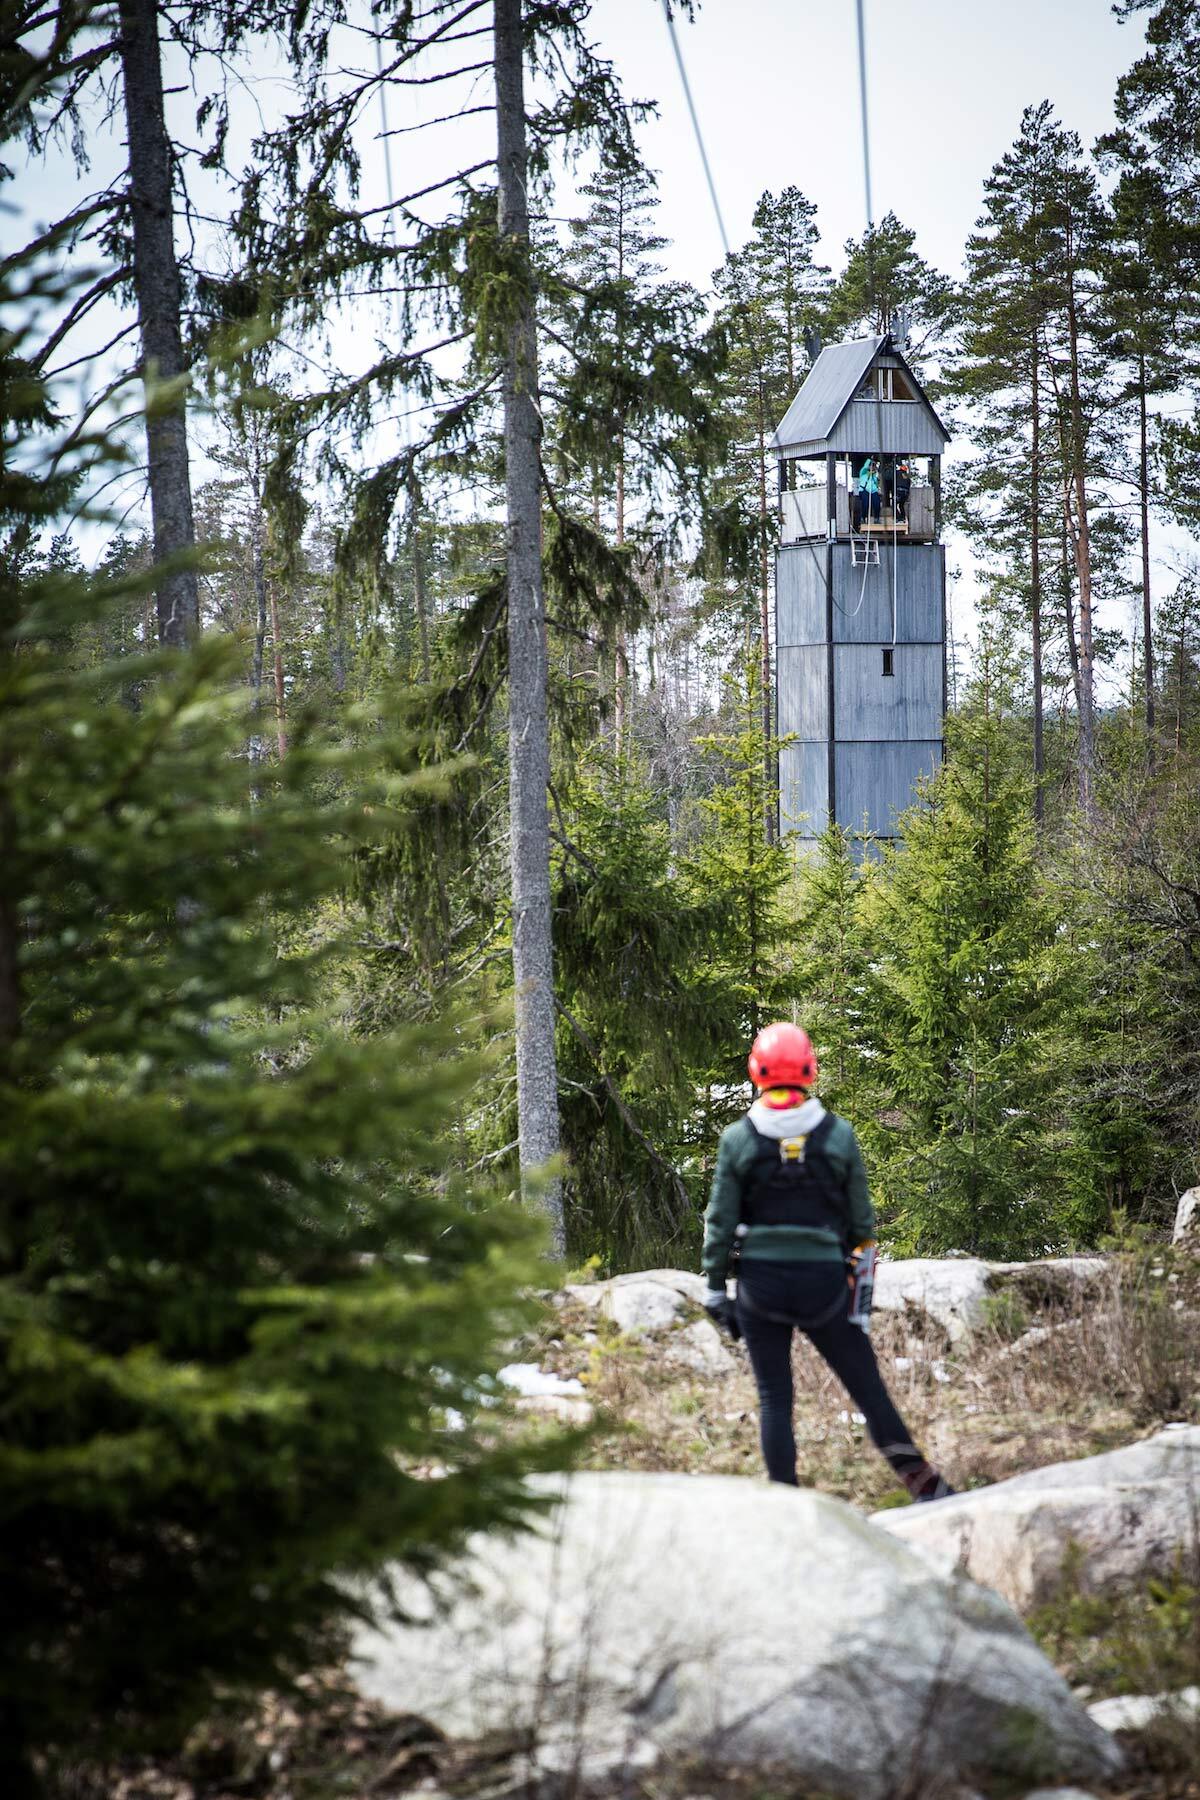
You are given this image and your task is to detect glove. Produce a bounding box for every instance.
[846,1238,876,1288]
[703,1287,741,1342]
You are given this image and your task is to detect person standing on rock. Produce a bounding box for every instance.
[702,1022,955,1502]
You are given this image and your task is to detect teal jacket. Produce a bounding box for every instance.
[701,1106,875,1290]
[857,460,880,495]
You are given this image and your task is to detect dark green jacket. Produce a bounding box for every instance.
[701,1110,875,1290]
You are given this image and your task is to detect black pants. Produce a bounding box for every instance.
[736,1259,924,1487]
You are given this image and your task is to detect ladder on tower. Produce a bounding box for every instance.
[851,536,879,567]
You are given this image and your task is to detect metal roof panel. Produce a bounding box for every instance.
[771,334,951,456]
[770,336,883,453]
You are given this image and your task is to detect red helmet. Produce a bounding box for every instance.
[748,1022,818,1089]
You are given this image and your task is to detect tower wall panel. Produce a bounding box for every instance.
[835,741,943,837]
[833,643,943,741]
[779,739,829,839]
[777,544,828,646]
[777,643,829,741]
[831,544,944,644]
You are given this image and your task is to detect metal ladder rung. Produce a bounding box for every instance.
[851,538,879,567]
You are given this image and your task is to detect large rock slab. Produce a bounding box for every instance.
[1173,1186,1200,1251]
[1088,1685,1200,1733]
[563,1268,708,1313]
[874,1426,1200,1612]
[351,1472,1120,1799]
[873,1257,1109,1343]
[873,1258,995,1341]
[562,1260,1108,1345]
[664,1317,736,1377]
[600,1280,685,1334]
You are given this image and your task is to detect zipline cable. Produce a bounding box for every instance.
[661,3,730,260]
[854,0,875,239]
[854,0,900,650]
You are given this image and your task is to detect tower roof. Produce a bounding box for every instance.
[771,333,950,459]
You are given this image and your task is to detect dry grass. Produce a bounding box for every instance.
[527,1252,1200,1508]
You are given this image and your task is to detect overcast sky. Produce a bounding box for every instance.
[588,0,1149,292]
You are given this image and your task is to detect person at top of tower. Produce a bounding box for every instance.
[855,456,882,528]
[894,457,912,524]
[701,1022,956,1502]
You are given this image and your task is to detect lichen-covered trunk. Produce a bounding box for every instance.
[267,579,288,760]
[1138,361,1155,766]
[250,493,267,764]
[1030,347,1045,825]
[494,0,564,1255]
[613,453,628,759]
[1064,272,1096,817]
[757,384,774,844]
[118,0,199,647]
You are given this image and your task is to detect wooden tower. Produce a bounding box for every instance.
[772,333,950,848]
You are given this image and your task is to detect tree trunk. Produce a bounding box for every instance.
[412,513,431,681]
[1030,345,1045,825]
[1138,354,1155,767]
[249,479,267,765]
[118,0,199,648]
[0,788,18,1055]
[1064,259,1097,816]
[267,579,288,759]
[613,453,627,760]
[494,0,564,1255]
[757,377,774,844]
[1061,510,1083,721]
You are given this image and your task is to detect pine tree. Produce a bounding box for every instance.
[1096,162,1176,767]
[1157,575,1200,754]
[746,186,830,396]
[823,213,956,368]
[950,101,1065,820]
[707,191,827,847]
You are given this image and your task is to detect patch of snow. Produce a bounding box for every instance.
[498,1363,585,1399]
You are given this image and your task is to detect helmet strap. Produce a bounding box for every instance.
[759,1084,810,1109]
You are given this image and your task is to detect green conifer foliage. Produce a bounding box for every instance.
[685,652,798,1093]
[552,758,727,1266]
[0,355,550,1788]
[823,212,956,370]
[858,642,1080,1256]
[790,823,875,1124]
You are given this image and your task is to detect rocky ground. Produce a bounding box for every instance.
[525,1252,1199,1511]
[76,1205,1200,1800]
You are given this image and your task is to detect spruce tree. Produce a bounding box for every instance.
[858,640,1082,1256]
[684,650,797,1101]
[790,823,875,1123]
[552,756,728,1266]
[0,307,551,1792]
[552,142,712,755]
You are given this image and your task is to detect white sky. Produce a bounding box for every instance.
[591,0,1149,293]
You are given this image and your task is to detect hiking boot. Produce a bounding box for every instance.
[900,1461,957,1503]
